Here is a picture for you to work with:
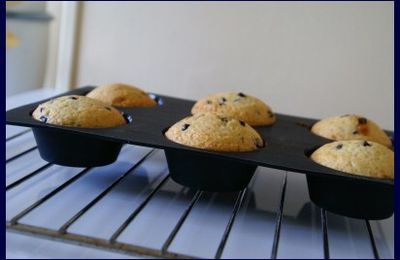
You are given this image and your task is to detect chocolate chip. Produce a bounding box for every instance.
[69,96,78,100]
[123,113,132,123]
[153,96,160,103]
[268,111,274,118]
[181,124,190,131]
[222,97,227,102]
[352,130,358,135]
[221,117,228,123]
[105,107,111,111]
[336,144,343,149]
[296,122,311,129]
[206,100,212,104]
[238,92,246,97]
[219,98,227,105]
[40,107,44,113]
[39,116,48,123]
[363,141,372,147]
[239,120,245,126]
[358,117,368,125]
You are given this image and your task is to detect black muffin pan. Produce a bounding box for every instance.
[6,86,394,220]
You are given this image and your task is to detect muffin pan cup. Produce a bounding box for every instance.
[164,149,257,191]
[306,174,393,220]
[6,86,394,219]
[32,128,123,167]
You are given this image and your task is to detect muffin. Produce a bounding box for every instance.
[310,140,394,179]
[191,92,275,126]
[32,95,126,128]
[165,113,264,152]
[311,114,392,147]
[86,83,157,107]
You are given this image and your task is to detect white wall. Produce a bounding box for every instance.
[75,2,394,130]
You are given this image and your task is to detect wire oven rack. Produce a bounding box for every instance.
[6,126,394,259]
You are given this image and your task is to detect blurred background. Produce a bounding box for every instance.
[6,1,394,129]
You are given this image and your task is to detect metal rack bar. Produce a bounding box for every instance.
[9,168,92,225]
[109,174,170,243]
[6,162,52,191]
[59,150,155,234]
[270,174,288,259]
[321,209,330,259]
[6,146,37,163]
[6,165,195,260]
[214,188,247,259]
[162,190,203,255]
[5,129,31,142]
[6,132,386,259]
[6,148,177,259]
[365,220,380,259]
[8,223,168,259]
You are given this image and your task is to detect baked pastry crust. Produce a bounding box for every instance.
[165,113,265,152]
[32,95,126,128]
[87,83,157,108]
[311,140,394,179]
[191,92,275,126]
[311,114,392,147]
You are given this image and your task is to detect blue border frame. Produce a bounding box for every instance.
[2,1,7,259]
[2,1,397,259]
[394,0,398,258]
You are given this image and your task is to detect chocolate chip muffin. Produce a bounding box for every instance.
[32,95,126,128]
[87,83,157,108]
[311,140,394,179]
[311,115,392,147]
[165,113,265,152]
[191,92,275,126]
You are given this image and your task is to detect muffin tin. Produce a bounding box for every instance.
[6,86,394,220]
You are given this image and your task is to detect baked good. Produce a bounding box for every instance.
[191,92,275,126]
[86,83,157,107]
[32,95,126,128]
[311,114,392,147]
[310,140,394,179]
[165,113,265,152]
